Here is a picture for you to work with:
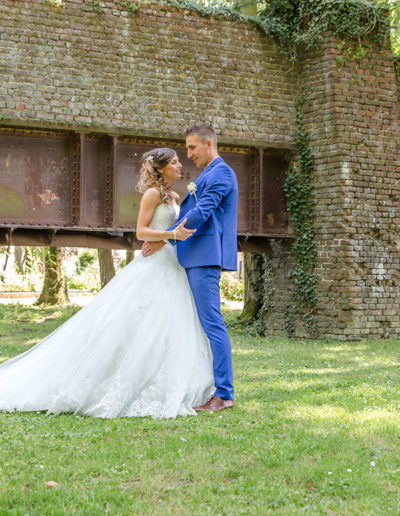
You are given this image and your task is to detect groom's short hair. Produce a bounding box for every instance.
[186,124,217,146]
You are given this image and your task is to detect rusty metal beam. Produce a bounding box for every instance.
[0,228,294,252]
[250,149,260,233]
[71,133,81,226]
[259,148,264,232]
[110,135,118,228]
[0,125,293,247]
[78,133,85,227]
[2,229,141,250]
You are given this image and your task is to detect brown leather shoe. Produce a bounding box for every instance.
[193,395,235,413]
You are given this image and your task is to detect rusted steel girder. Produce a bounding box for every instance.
[0,126,293,250]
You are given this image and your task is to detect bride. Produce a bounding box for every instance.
[0,148,215,419]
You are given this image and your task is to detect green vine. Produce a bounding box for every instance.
[256,0,390,62]
[284,96,318,338]
[163,0,250,22]
[395,57,400,79]
[121,0,140,15]
[395,57,400,103]
[45,0,63,6]
[284,302,297,337]
[243,253,275,336]
[92,0,105,14]
[162,0,391,63]
[248,253,265,308]
[258,254,275,330]
[45,0,139,15]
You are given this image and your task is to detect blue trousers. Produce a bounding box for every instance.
[186,266,234,401]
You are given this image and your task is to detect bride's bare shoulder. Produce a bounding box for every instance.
[141,188,162,205]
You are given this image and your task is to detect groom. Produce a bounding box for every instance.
[142,124,238,412]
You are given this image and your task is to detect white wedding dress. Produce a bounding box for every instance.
[0,203,215,418]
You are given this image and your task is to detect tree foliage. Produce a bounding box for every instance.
[385,0,400,54]
[257,0,392,61]
[195,0,399,56]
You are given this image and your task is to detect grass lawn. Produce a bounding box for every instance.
[0,303,399,515]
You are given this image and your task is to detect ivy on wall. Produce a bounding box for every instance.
[45,0,394,60]
[239,96,318,338]
[45,0,139,16]
[241,253,275,336]
[257,0,391,61]
[395,57,400,102]
[254,254,275,335]
[394,57,400,75]
[162,0,392,62]
[283,97,318,337]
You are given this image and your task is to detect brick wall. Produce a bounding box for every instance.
[262,239,296,335]
[300,34,400,339]
[0,0,296,147]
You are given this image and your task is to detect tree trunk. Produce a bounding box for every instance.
[14,246,24,273]
[97,249,115,287]
[2,246,10,271]
[239,253,264,324]
[37,247,69,305]
[1,246,10,282]
[126,250,135,265]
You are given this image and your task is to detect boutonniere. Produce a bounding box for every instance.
[187,182,197,201]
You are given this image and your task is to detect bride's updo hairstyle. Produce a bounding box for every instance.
[136,147,176,203]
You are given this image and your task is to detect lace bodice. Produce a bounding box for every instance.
[149,203,179,231]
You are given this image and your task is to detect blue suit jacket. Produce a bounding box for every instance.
[169,157,238,271]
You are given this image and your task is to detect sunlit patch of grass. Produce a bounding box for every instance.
[286,404,400,427]
[0,303,80,361]
[0,305,399,513]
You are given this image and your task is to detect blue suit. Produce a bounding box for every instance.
[169,157,238,400]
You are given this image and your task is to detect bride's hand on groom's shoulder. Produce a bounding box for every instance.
[142,241,165,258]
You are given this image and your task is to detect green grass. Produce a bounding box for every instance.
[0,304,399,515]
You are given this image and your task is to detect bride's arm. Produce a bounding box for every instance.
[136,189,170,241]
[136,189,195,242]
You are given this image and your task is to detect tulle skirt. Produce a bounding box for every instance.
[0,245,214,418]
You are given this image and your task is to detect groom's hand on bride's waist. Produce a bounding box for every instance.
[142,241,165,258]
